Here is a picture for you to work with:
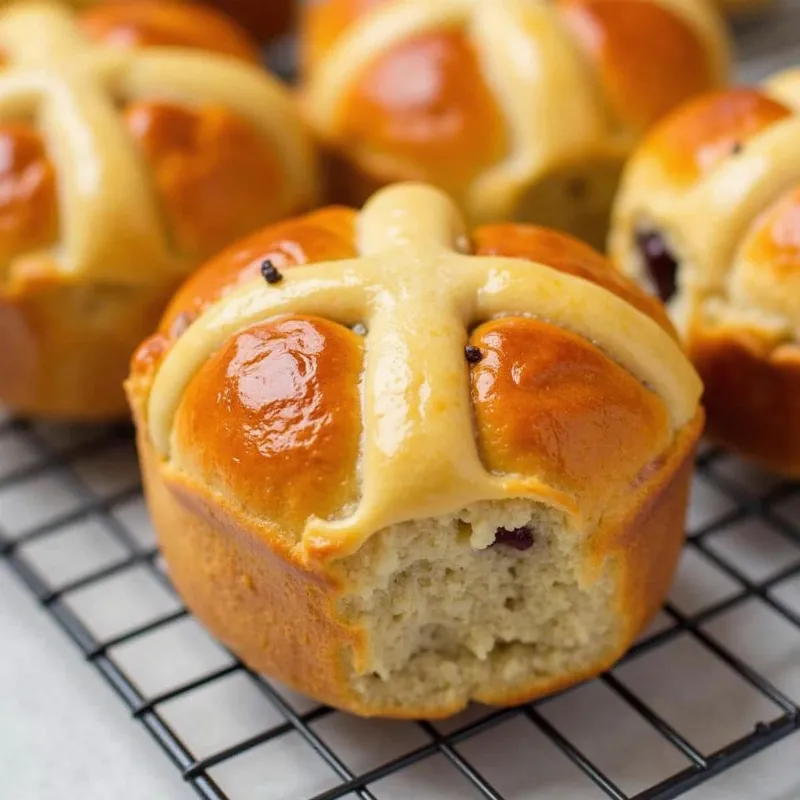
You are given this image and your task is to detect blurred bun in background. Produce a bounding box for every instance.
[299,0,731,250]
[0,0,317,420]
[610,67,800,476]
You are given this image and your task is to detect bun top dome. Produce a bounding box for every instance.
[133,183,702,560]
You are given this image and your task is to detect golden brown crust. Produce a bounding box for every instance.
[128,197,703,716]
[591,413,700,649]
[136,205,686,516]
[133,418,363,714]
[637,89,792,188]
[1,271,177,420]
[470,317,671,508]
[124,101,286,261]
[688,327,800,477]
[156,207,358,337]
[130,369,702,717]
[556,0,715,134]
[129,208,359,415]
[79,0,260,62]
[140,214,679,484]
[173,317,364,533]
[0,123,58,264]
[340,31,508,191]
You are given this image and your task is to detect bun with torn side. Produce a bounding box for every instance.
[128,182,703,718]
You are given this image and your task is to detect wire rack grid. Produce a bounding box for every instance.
[1,409,799,800]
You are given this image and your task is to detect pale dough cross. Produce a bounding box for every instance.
[0,1,314,285]
[148,183,700,557]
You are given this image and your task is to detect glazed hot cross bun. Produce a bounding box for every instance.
[0,0,317,420]
[610,68,800,476]
[300,0,731,250]
[128,183,703,718]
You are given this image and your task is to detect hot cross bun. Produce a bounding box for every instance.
[610,68,800,476]
[299,0,730,250]
[0,0,317,420]
[128,183,703,718]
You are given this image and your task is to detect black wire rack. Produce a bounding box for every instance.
[1,410,799,800]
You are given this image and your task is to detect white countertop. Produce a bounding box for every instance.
[0,561,191,800]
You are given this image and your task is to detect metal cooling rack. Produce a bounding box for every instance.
[1,411,799,800]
